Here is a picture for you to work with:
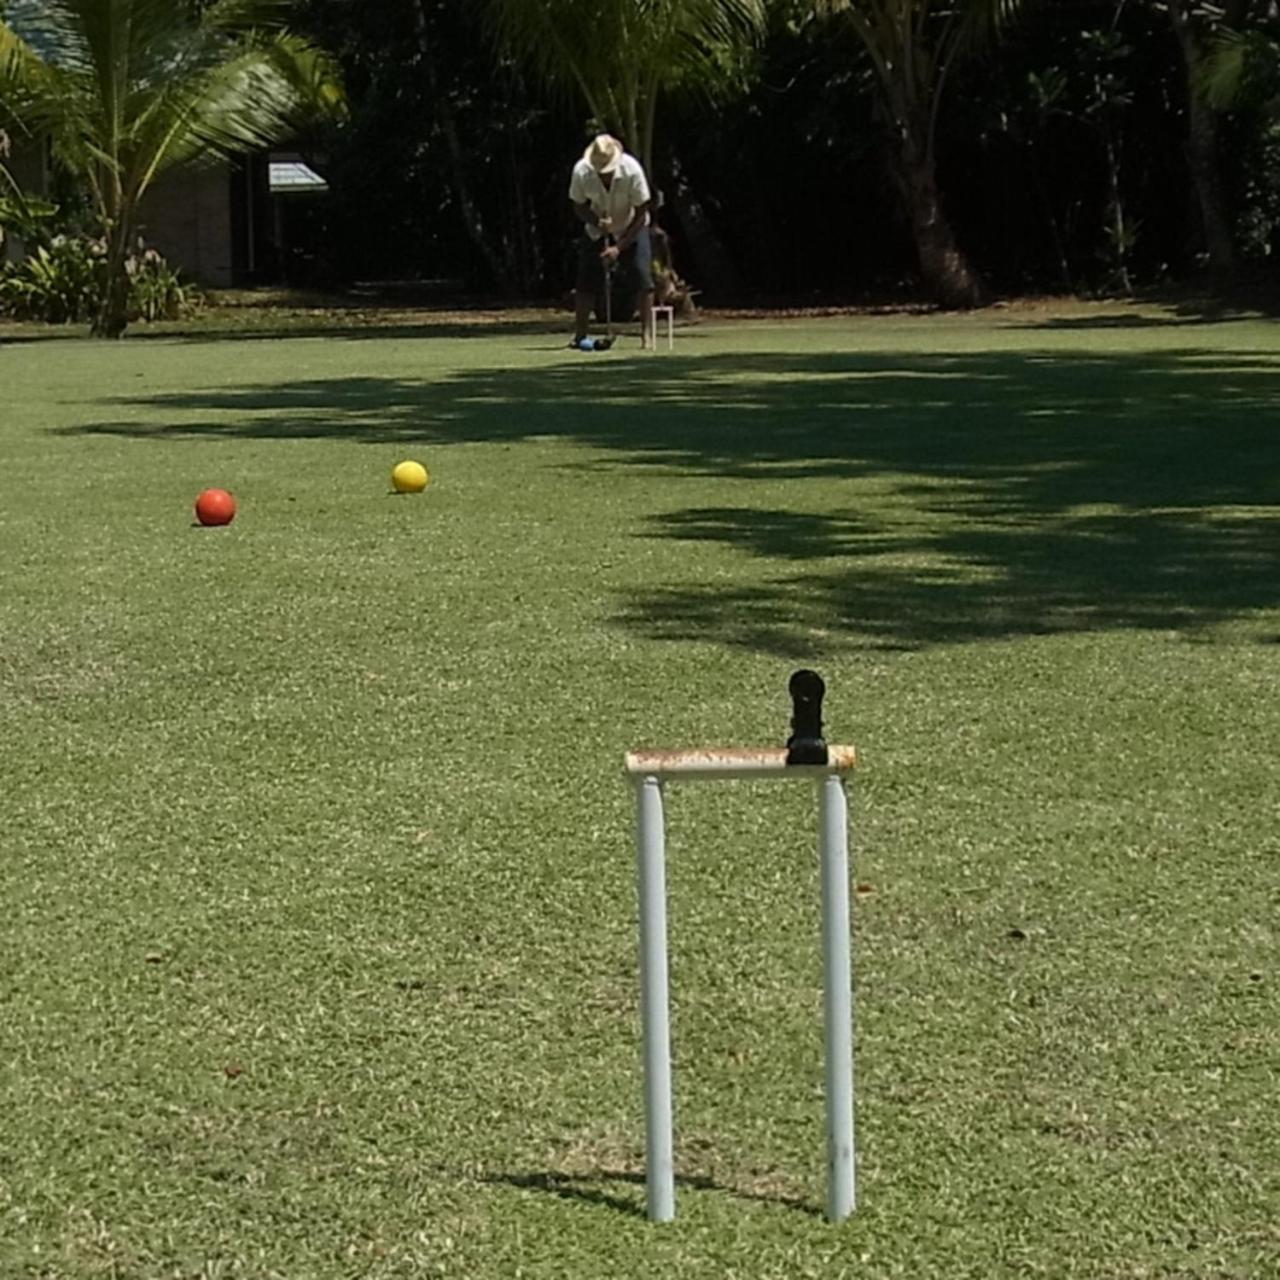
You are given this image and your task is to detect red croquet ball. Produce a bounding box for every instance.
[194,488,237,527]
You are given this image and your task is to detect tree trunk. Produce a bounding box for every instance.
[1027,140,1073,292]
[896,129,985,309]
[1185,96,1234,281]
[413,0,511,290]
[92,219,132,338]
[1099,118,1132,294]
[506,128,540,296]
[1166,0,1235,283]
[663,152,743,303]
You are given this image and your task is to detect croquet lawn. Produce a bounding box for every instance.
[1,301,1278,1278]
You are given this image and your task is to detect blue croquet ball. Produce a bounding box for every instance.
[579,338,596,351]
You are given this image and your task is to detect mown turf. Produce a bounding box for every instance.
[1,302,1278,1279]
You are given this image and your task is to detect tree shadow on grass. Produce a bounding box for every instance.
[484,1168,820,1219]
[618,488,1278,654]
[54,343,1280,653]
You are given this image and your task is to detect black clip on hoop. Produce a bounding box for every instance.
[785,669,829,766]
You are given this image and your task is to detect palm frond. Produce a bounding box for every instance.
[129,32,344,193]
[0,18,71,136]
[198,0,296,35]
[476,0,591,97]
[259,34,348,124]
[4,0,345,230]
[3,0,92,73]
[811,0,1022,61]
[656,0,766,84]
[0,131,17,198]
[479,0,765,141]
[944,0,1023,60]
[1198,29,1280,112]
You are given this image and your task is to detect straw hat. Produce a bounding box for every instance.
[583,134,623,175]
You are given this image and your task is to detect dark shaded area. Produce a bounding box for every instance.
[58,339,1280,654]
[276,0,1280,304]
[289,0,577,296]
[1009,289,1280,329]
[484,1168,819,1218]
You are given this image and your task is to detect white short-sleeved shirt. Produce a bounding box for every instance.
[569,153,652,240]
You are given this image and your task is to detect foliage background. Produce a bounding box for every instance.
[287,0,1280,301]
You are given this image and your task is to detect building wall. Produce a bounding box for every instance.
[138,163,233,287]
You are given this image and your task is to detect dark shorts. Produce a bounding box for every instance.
[576,227,652,296]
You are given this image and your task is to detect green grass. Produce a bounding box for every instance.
[1,301,1278,1278]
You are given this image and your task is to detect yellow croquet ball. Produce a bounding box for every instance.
[391,460,429,493]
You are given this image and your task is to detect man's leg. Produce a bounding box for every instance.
[630,228,655,348]
[573,237,600,344]
[574,289,594,343]
[639,288,655,349]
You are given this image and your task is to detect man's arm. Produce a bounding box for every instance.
[607,201,652,255]
[573,201,607,232]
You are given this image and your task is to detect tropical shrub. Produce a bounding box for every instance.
[0,233,103,321]
[126,247,192,322]
[0,235,193,323]
[1,0,345,336]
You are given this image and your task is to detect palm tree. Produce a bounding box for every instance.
[1199,17,1280,113]
[0,124,39,246]
[1164,0,1256,285]
[0,124,56,245]
[813,0,1021,307]
[0,0,346,336]
[1192,7,1280,279]
[0,123,13,205]
[477,0,766,178]
[478,0,765,298]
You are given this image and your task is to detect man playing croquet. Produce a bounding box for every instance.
[569,133,654,350]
